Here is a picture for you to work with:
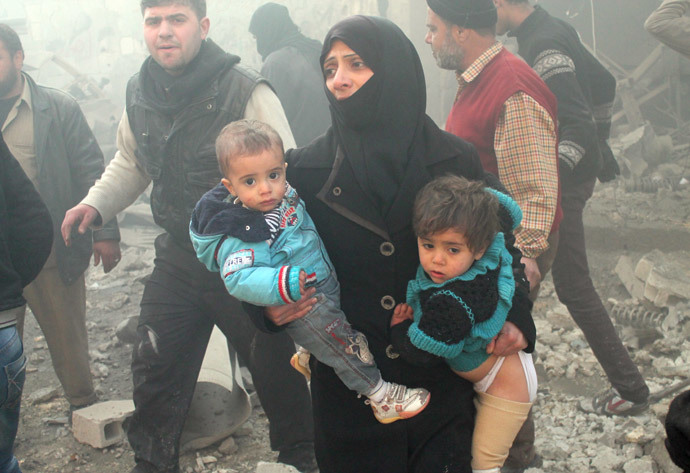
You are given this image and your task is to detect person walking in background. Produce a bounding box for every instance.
[424,0,561,300]
[1,133,54,473]
[0,23,121,416]
[645,0,690,60]
[493,0,649,417]
[249,3,330,146]
[61,2,316,472]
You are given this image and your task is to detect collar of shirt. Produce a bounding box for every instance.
[2,73,32,131]
[455,41,503,100]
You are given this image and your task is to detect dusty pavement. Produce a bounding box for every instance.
[12,136,690,472]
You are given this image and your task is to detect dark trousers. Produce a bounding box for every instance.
[125,234,314,473]
[552,177,648,403]
[506,177,649,469]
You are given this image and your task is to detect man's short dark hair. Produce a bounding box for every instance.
[140,0,206,19]
[413,175,500,254]
[0,24,24,57]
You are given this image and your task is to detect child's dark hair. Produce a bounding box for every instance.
[215,119,284,177]
[413,175,500,254]
[140,0,206,19]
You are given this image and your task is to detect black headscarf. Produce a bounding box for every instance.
[249,2,322,70]
[320,16,459,221]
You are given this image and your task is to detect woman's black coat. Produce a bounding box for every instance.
[282,127,535,472]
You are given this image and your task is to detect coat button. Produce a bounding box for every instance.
[245,225,251,231]
[332,187,342,197]
[207,103,213,110]
[380,295,395,310]
[385,344,400,359]
[380,242,395,256]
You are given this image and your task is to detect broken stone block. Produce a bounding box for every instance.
[256,462,300,473]
[634,251,659,281]
[616,255,646,299]
[72,400,134,449]
[28,386,60,405]
[646,258,690,301]
[115,316,139,345]
[624,457,654,473]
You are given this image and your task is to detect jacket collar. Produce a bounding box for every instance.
[314,136,458,240]
[508,5,548,41]
[23,72,51,172]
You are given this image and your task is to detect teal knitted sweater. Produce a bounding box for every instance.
[406,189,521,371]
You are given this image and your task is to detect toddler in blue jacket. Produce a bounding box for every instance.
[190,119,429,424]
[389,175,538,473]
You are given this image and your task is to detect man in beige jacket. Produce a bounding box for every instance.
[645,0,690,59]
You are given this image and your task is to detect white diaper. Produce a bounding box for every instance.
[473,351,537,402]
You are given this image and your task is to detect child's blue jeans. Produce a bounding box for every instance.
[0,323,25,473]
[286,274,381,395]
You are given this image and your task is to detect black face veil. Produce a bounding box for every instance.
[319,16,453,222]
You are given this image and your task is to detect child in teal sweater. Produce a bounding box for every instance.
[390,176,537,473]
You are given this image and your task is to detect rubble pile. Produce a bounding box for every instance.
[524,278,689,473]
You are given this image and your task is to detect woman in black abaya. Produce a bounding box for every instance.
[263,16,536,472]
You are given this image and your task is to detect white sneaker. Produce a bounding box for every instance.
[290,347,312,381]
[366,383,430,424]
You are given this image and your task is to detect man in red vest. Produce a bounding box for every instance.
[424,1,561,471]
[425,0,560,304]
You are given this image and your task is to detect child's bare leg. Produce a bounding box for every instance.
[470,352,536,472]
[486,352,530,402]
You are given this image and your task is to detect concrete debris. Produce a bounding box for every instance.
[255,462,300,473]
[28,386,61,405]
[72,400,135,449]
[218,437,239,456]
[616,250,690,306]
[115,315,140,344]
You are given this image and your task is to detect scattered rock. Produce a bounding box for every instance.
[255,462,300,473]
[115,316,140,344]
[219,437,239,456]
[28,386,61,405]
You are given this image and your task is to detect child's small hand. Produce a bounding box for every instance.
[299,270,306,296]
[391,303,414,327]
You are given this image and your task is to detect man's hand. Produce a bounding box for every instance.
[391,303,414,327]
[93,240,121,273]
[486,321,527,356]
[265,287,317,326]
[62,204,100,246]
[521,256,541,293]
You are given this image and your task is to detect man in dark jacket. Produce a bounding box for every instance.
[0,23,121,413]
[0,133,53,473]
[62,2,315,472]
[494,1,650,470]
[249,3,330,146]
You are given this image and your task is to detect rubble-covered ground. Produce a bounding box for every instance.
[13,139,690,472]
